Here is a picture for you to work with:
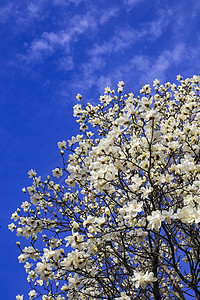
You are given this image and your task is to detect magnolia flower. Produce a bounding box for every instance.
[176,74,182,81]
[140,84,151,94]
[147,210,165,231]
[65,231,84,248]
[68,136,76,146]
[21,201,31,211]
[28,290,37,299]
[52,167,63,178]
[123,200,143,226]
[132,271,157,288]
[76,93,82,100]
[153,79,160,86]
[8,222,16,231]
[35,260,52,279]
[83,215,96,227]
[57,140,67,149]
[177,205,195,224]
[16,295,24,300]
[104,86,111,93]
[118,81,125,87]
[11,211,19,221]
[30,193,40,205]
[28,169,37,178]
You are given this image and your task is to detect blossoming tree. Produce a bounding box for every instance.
[10,75,200,300]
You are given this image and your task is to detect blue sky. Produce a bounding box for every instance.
[1,0,200,298]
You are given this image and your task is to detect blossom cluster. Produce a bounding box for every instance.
[10,76,200,299]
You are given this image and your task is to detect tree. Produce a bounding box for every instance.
[9,75,200,300]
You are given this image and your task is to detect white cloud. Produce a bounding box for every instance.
[99,7,119,25]
[26,3,42,19]
[64,0,85,5]
[127,43,187,84]
[21,12,97,63]
[123,0,145,10]
[0,0,83,27]
[88,27,145,58]
[58,56,74,71]
[18,1,171,68]
[145,8,172,40]
[0,3,14,23]
[88,7,171,60]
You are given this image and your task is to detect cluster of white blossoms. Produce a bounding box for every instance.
[10,76,200,299]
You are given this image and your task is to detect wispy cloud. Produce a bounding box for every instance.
[118,43,188,85]
[123,0,146,10]
[0,0,78,28]
[99,7,119,25]
[58,56,74,71]
[0,3,14,23]
[20,12,97,64]
[88,7,171,58]
[88,27,144,57]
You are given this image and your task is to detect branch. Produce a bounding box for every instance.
[159,263,186,300]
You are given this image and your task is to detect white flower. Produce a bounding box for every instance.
[68,136,76,146]
[18,253,28,263]
[68,273,81,290]
[162,208,174,224]
[131,271,157,288]
[176,74,182,81]
[118,87,123,93]
[27,185,36,195]
[76,93,82,100]
[24,261,33,273]
[83,215,95,227]
[140,84,151,94]
[153,79,160,86]
[147,210,165,230]
[52,167,63,178]
[28,169,37,178]
[123,200,143,226]
[35,260,51,278]
[30,193,40,205]
[57,140,66,149]
[117,81,124,93]
[27,270,38,282]
[21,201,31,211]
[177,205,195,224]
[95,215,106,228]
[28,290,37,299]
[8,223,16,232]
[43,248,56,261]
[65,231,84,249]
[11,211,19,221]
[16,295,24,300]
[117,81,124,87]
[104,86,111,93]
[144,271,158,287]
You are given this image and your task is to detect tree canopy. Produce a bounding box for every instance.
[10,75,200,300]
